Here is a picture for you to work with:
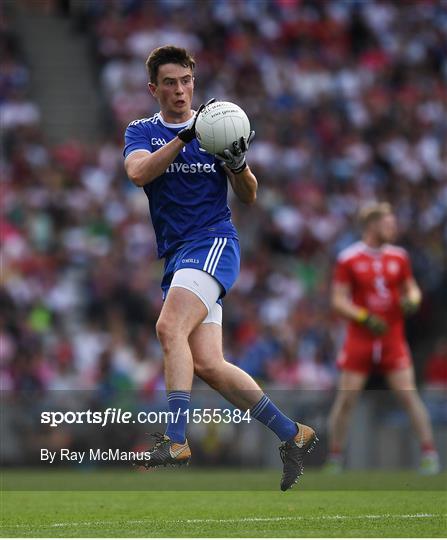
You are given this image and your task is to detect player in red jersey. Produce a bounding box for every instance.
[326,203,440,474]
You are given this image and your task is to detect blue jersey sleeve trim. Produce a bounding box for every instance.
[124,148,151,160]
[123,122,152,158]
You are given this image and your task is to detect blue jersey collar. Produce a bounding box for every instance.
[158,111,195,129]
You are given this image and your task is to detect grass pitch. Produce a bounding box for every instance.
[1,469,446,537]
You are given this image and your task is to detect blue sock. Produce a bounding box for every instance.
[165,391,190,443]
[250,394,298,442]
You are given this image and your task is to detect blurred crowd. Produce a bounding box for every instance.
[2,0,447,396]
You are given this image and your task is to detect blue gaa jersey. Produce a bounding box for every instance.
[123,112,238,258]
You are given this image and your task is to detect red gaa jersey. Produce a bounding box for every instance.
[333,241,412,341]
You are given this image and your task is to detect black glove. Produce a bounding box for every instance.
[216,131,255,174]
[177,98,216,144]
[400,297,420,316]
[362,314,388,336]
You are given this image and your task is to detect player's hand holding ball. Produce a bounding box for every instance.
[178,98,217,144]
[216,131,255,174]
[195,100,254,173]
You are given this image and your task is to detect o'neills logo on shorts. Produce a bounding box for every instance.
[165,162,217,174]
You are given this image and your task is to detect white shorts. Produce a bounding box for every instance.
[170,268,223,325]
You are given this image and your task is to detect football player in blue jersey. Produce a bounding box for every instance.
[123,45,317,490]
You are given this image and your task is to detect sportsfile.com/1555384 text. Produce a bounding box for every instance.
[40,408,251,428]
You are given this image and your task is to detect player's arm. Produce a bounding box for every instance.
[125,139,185,187]
[400,277,422,315]
[125,98,216,187]
[332,281,388,335]
[332,282,365,321]
[226,165,258,205]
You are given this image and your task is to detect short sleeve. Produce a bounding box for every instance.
[333,257,352,285]
[400,251,413,281]
[123,121,152,159]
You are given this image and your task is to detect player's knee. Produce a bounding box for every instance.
[394,389,419,408]
[156,317,185,350]
[155,318,170,348]
[338,393,358,414]
[194,359,222,385]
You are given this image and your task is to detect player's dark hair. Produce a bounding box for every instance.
[358,202,393,229]
[146,45,195,84]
